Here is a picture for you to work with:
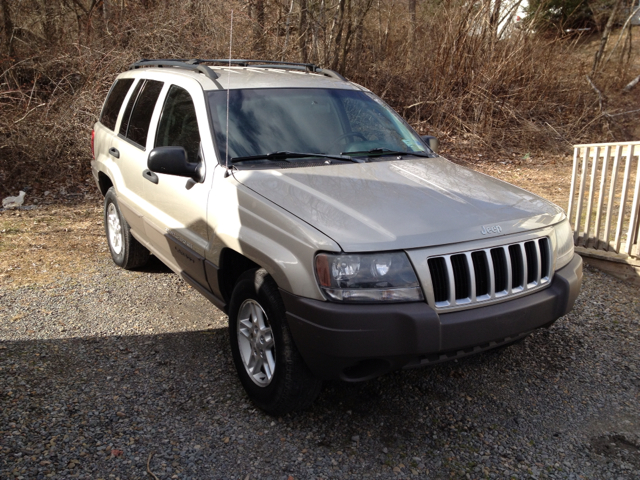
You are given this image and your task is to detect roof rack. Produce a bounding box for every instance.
[129,59,347,82]
[129,59,220,80]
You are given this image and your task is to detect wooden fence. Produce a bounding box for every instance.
[567,141,640,259]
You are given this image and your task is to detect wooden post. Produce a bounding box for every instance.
[604,145,623,250]
[575,146,590,242]
[614,144,634,253]
[594,145,611,246]
[584,146,600,242]
[567,146,579,226]
[624,147,640,256]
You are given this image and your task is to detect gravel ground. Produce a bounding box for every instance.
[1,250,640,479]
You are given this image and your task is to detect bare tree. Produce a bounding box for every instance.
[253,0,266,57]
[591,0,624,77]
[489,0,502,38]
[298,0,308,62]
[1,0,14,57]
[329,0,347,70]
[409,0,416,43]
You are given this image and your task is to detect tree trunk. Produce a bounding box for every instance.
[339,0,373,74]
[283,0,294,58]
[298,0,308,63]
[338,0,353,74]
[35,0,58,45]
[592,0,624,77]
[253,0,265,57]
[330,0,347,71]
[409,0,416,43]
[103,0,111,35]
[1,0,14,57]
[488,0,501,40]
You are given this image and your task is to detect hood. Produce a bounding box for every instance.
[233,157,565,252]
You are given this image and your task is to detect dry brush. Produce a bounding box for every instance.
[0,0,627,194]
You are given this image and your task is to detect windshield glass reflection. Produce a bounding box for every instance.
[208,88,428,166]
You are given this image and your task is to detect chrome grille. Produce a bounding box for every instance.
[426,237,551,310]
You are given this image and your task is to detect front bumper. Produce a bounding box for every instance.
[282,254,582,381]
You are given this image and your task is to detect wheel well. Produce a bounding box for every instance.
[218,249,261,303]
[98,172,113,197]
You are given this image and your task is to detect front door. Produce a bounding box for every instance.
[141,82,213,288]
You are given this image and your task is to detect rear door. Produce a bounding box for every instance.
[112,78,164,235]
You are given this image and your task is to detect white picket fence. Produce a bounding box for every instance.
[567,141,640,258]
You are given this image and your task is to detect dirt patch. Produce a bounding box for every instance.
[0,202,106,288]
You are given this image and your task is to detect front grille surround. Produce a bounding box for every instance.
[425,237,552,311]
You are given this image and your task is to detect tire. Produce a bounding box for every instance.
[104,187,149,270]
[228,268,322,415]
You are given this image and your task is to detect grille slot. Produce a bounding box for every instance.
[509,244,524,289]
[524,241,538,285]
[451,254,470,299]
[539,237,550,279]
[427,237,552,310]
[428,257,449,303]
[471,251,489,297]
[490,248,508,293]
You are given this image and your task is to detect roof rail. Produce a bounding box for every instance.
[129,59,220,81]
[315,68,347,82]
[129,59,347,82]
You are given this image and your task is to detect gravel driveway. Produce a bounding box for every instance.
[1,210,640,479]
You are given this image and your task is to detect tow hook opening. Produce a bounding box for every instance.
[341,358,392,382]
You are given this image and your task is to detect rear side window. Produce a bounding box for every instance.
[119,79,164,148]
[100,79,134,131]
[119,81,144,137]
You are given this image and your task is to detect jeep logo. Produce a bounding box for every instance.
[481,225,502,235]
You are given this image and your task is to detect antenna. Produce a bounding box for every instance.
[225,10,233,177]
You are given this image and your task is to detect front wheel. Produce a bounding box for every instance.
[228,269,322,415]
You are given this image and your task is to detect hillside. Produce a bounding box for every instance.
[1,0,639,200]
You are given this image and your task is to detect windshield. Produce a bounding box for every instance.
[208,88,430,167]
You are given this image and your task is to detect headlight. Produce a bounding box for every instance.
[315,252,424,303]
[554,219,574,269]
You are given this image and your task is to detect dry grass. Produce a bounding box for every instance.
[0,203,106,288]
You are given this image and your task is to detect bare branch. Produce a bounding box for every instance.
[591,0,623,77]
[603,4,640,67]
[586,74,606,112]
[623,74,640,92]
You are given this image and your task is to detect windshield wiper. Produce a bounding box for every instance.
[343,148,434,158]
[231,151,363,163]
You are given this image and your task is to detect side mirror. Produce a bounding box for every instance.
[420,135,439,155]
[148,146,203,182]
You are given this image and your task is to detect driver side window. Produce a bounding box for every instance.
[155,85,201,163]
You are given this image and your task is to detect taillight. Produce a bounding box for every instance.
[91,130,95,159]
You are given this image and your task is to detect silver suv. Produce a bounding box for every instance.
[91,59,582,415]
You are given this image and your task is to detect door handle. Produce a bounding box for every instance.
[143,169,158,184]
[109,147,120,158]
